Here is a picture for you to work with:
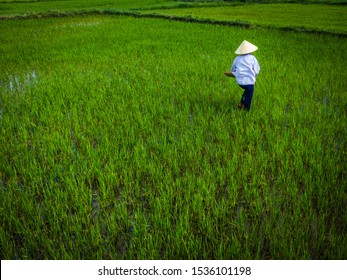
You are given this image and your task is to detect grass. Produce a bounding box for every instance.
[0,0,172,16]
[0,1,347,260]
[150,3,347,34]
[2,1,346,36]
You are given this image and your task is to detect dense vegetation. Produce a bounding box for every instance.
[151,3,347,34]
[0,0,346,259]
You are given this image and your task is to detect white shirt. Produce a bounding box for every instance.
[231,54,260,85]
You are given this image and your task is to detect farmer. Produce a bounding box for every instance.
[225,40,260,111]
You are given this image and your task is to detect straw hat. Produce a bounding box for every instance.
[235,40,258,55]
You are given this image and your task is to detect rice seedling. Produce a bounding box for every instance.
[0,1,346,260]
[150,3,347,34]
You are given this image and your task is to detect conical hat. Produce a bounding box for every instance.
[235,40,258,55]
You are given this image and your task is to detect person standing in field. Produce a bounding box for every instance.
[225,40,260,111]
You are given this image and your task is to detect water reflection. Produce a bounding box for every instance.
[1,71,38,94]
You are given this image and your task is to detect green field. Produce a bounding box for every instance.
[151,3,347,34]
[1,0,171,16]
[1,0,346,259]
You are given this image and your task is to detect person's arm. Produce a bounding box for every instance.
[225,57,238,77]
[253,57,260,76]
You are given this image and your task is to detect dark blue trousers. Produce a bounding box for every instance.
[239,84,254,111]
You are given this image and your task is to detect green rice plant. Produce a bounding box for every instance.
[150,3,347,34]
[0,9,346,260]
[0,0,174,16]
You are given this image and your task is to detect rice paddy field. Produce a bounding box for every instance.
[0,0,346,260]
